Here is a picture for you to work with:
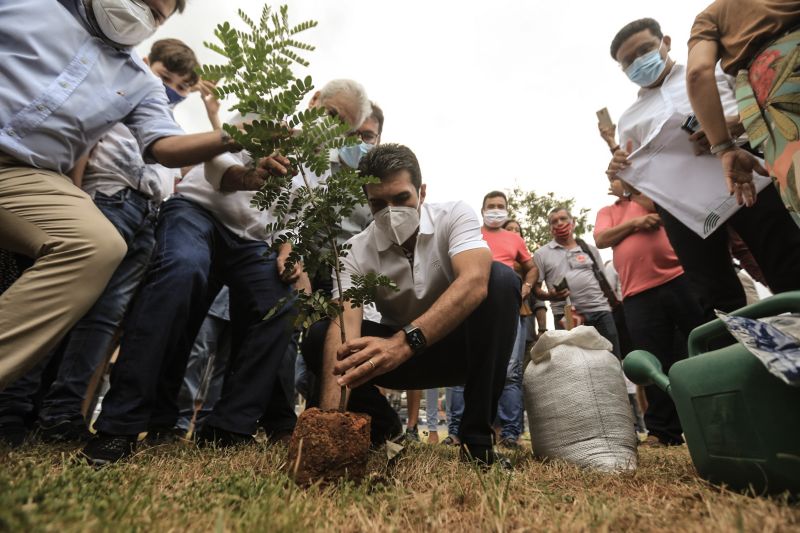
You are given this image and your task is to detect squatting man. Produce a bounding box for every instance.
[302,143,521,465]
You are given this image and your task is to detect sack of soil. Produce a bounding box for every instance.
[523,326,637,472]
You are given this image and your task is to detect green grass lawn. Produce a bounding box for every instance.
[1,441,798,532]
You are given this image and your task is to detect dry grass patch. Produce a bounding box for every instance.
[1,441,797,532]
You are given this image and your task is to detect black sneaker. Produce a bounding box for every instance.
[460,443,513,470]
[402,424,420,443]
[81,433,137,466]
[0,420,28,448]
[37,418,91,444]
[145,426,185,445]
[195,425,255,448]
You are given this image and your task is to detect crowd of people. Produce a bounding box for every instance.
[2,0,800,470]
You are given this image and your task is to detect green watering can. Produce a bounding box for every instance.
[623,291,800,496]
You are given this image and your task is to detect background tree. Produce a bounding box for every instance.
[506,185,593,251]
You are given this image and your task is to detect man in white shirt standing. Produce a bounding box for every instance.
[301,143,521,466]
[606,18,800,318]
[82,80,374,465]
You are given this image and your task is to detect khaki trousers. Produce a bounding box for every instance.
[0,156,126,389]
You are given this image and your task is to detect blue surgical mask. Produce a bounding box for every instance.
[164,84,186,107]
[338,142,374,169]
[625,43,667,88]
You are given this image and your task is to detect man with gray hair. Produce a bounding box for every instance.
[82,80,371,465]
[530,208,621,356]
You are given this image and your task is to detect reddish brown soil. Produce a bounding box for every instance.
[286,408,371,486]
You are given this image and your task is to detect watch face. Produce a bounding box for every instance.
[406,327,426,351]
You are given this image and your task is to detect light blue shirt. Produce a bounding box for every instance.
[0,0,184,174]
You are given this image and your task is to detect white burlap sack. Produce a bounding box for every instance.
[524,326,637,472]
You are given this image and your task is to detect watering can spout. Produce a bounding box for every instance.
[623,350,671,394]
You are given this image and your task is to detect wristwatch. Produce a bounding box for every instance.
[402,324,427,356]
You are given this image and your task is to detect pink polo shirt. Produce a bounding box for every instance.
[481,228,531,268]
[594,199,683,299]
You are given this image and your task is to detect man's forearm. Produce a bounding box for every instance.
[687,42,729,146]
[522,263,537,289]
[687,69,729,145]
[219,165,259,192]
[595,221,635,249]
[413,274,489,345]
[149,131,236,168]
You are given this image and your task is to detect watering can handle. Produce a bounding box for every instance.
[622,350,671,393]
[688,291,800,355]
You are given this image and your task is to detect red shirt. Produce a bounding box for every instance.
[594,199,683,299]
[481,228,532,268]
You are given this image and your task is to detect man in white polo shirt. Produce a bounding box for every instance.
[82,80,374,465]
[301,143,521,466]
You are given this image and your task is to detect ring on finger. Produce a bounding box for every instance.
[366,359,376,370]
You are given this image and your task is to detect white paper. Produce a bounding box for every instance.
[618,114,771,238]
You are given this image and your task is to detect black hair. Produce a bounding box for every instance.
[482,191,508,209]
[358,143,421,190]
[370,102,384,135]
[610,18,663,61]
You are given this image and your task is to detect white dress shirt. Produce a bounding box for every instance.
[82,123,177,204]
[177,152,278,242]
[334,201,489,328]
[617,63,738,152]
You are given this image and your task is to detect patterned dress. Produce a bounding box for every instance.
[736,29,800,213]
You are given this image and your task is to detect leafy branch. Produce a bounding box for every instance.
[203,4,396,412]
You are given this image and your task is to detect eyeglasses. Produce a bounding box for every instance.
[357,130,379,144]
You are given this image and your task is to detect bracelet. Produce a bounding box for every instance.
[710,138,736,155]
[610,144,620,154]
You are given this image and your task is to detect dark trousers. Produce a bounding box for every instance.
[657,185,800,318]
[623,275,705,444]
[94,197,295,436]
[302,262,521,447]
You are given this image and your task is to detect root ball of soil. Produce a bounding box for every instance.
[287,408,371,486]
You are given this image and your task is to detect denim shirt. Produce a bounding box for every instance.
[0,0,183,174]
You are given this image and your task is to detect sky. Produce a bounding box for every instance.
[137,0,706,256]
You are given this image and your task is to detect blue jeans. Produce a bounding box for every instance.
[447,316,524,439]
[94,197,295,436]
[0,188,157,427]
[424,388,439,431]
[495,316,525,440]
[175,288,231,431]
[445,385,464,437]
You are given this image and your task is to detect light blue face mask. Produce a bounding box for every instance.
[625,43,667,87]
[338,142,374,169]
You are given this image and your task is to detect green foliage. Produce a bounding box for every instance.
[505,185,593,252]
[203,4,394,336]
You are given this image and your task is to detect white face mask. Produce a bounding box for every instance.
[374,197,421,246]
[483,208,508,228]
[91,0,158,47]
